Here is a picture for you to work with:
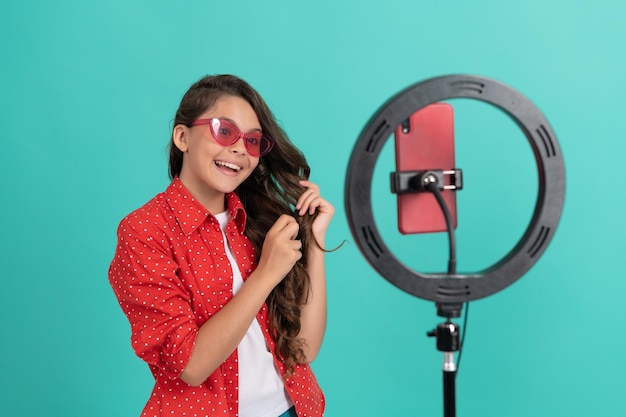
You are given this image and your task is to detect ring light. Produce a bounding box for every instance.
[345,74,565,305]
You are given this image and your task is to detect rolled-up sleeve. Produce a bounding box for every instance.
[108,215,197,379]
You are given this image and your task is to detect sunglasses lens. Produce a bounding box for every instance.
[242,133,262,157]
[210,119,237,146]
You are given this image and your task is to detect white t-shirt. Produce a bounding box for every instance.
[215,212,293,417]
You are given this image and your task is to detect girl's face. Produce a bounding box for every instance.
[173,95,261,213]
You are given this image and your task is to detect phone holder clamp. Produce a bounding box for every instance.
[390,169,463,194]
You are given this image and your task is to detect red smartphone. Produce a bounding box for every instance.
[394,103,457,234]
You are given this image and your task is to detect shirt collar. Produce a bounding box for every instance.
[165,177,247,235]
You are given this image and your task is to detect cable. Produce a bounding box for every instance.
[424,179,456,275]
[425,176,469,374]
[456,302,469,373]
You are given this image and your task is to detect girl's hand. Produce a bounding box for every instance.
[296,180,335,243]
[257,214,303,285]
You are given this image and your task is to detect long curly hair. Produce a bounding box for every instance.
[168,74,316,377]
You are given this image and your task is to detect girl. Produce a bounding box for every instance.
[109,74,334,417]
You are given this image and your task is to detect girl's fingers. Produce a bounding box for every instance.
[298,194,322,215]
[296,180,322,214]
[271,214,300,239]
[292,180,336,243]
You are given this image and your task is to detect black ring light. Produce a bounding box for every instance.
[345,74,565,305]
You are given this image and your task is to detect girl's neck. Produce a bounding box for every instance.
[178,176,226,214]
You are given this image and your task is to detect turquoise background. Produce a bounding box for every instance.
[1,1,624,416]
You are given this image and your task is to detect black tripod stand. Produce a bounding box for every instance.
[428,303,463,417]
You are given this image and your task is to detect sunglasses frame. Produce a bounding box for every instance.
[190,118,275,157]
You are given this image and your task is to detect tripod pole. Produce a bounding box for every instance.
[443,351,457,417]
[428,319,460,417]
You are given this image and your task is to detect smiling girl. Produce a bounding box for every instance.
[109,75,334,417]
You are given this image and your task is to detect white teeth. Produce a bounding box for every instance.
[215,160,241,171]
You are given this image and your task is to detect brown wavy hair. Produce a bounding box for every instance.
[168,74,317,377]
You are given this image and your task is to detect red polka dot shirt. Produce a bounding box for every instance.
[108,178,325,416]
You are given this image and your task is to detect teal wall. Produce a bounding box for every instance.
[1,1,624,416]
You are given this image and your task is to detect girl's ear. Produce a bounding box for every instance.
[172,124,189,152]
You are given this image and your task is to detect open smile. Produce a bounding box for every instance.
[215,160,243,172]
